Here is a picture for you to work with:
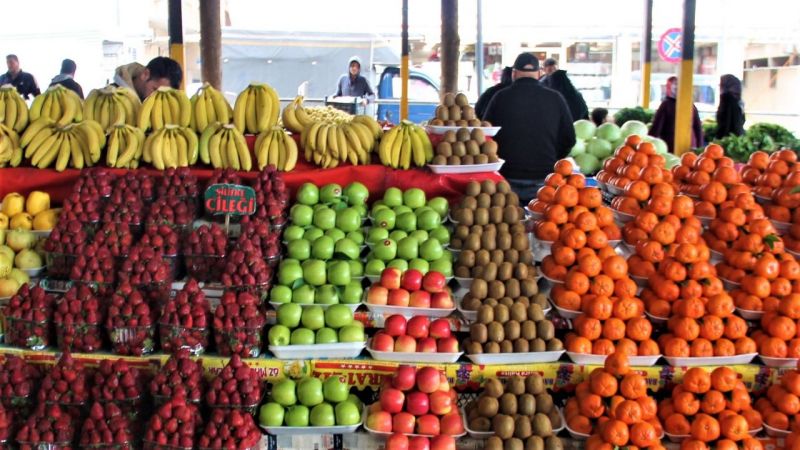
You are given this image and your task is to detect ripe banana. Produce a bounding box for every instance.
[84,85,141,130]
[233,83,280,134]
[200,124,252,171]
[29,85,82,126]
[20,119,105,171]
[106,124,145,168]
[254,126,298,171]
[281,96,316,133]
[140,125,197,170]
[0,85,29,133]
[190,83,233,133]
[138,86,191,131]
[377,121,432,169]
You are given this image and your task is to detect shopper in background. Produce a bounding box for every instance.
[591,107,610,127]
[649,76,703,153]
[484,53,576,205]
[49,59,84,99]
[475,66,512,120]
[540,58,559,83]
[542,67,589,121]
[113,56,183,100]
[0,54,40,99]
[715,74,746,139]
[334,56,374,107]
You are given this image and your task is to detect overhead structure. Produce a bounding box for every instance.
[440,0,460,96]
[199,0,222,89]
[168,0,186,89]
[641,0,653,109]
[401,0,409,120]
[674,0,697,155]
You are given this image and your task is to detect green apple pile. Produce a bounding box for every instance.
[0,230,41,298]
[268,303,365,346]
[259,376,362,428]
[364,187,453,277]
[270,182,368,307]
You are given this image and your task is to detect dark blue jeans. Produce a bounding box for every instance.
[506,178,545,206]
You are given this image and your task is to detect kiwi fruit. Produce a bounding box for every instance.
[466,140,481,156]
[443,129,457,143]
[514,416,533,439]
[509,303,526,321]
[504,249,520,264]
[504,320,520,341]
[544,436,563,450]
[477,192,492,208]
[465,181,481,196]
[455,266,471,278]
[526,373,545,395]
[431,155,447,165]
[497,223,510,233]
[505,279,521,298]
[512,233,529,251]
[488,153,500,163]
[470,278,488,299]
[486,206,502,225]
[533,293,548,308]
[505,439,524,450]
[463,296,481,311]
[470,323,488,344]
[462,105,476,121]
[507,192,520,206]
[460,155,474,165]
[470,416,492,432]
[477,304,495,324]
[478,395,500,417]
[435,105,450,121]
[521,320,537,340]
[537,321,555,341]
[484,341,501,353]
[486,436,504,450]
[484,298,498,307]
[546,338,564,351]
[511,223,526,234]
[457,249,475,268]
[547,409,562,430]
[446,155,461,165]
[508,375,527,395]
[487,322,505,343]
[472,266,485,279]
[525,436,545,450]
[491,250,505,265]
[475,249,491,266]
[436,141,452,156]
[499,392,518,415]
[455,92,469,106]
[445,120,456,126]
[463,234,480,251]
[471,128,486,144]
[430,118,444,126]
[495,233,511,252]
[443,93,456,107]
[518,393,536,416]
[481,262,498,281]
[500,339,513,353]
[449,105,462,121]
[461,196,478,210]
[484,377,504,398]
[514,263,529,280]
[520,249,534,265]
[514,338,530,353]
[517,297,531,307]
[482,140,499,154]
[498,297,514,308]
[531,338,546,352]
[521,279,538,297]
[527,303,545,321]
[481,231,497,251]
[535,393,554,415]
[459,208,474,226]
[495,262,512,281]
[474,208,489,226]
[466,340,483,354]
[454,225,470,239]
[452,141,466,157]
[455,127,470,141]
[492,192,507,207]
[489,282,506,301]
[532,413,553,437]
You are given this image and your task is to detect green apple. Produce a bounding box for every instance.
[416,208,441,231]
[409,230,429,243]
[325,304,353,329]
[283,225,306,242]
[310,403,335,426]
[313,207,336,230]
[335,400,361,426]
[383,187,403,207]
[403,188,426,208]
[334,238,360,260]
[323,376,349,403]
[292,285,316,304]
[388,230,408,242]
[387,259,409,271]
[353,204,368,218]
[259,402,285,427]
[330,199,347,211]
[396,236,419,260]
[336,208,361,232]
[430,226,450,244]
[346,230,364,245]
[427,196,449,218]
[347,394,363,411]
[344,182,369,206]
[395,212,417,232]
[320,184,343,204]
[372,239,397,261]
[408,258,430,274]
[315,284,339,304]
[430,256,454,277]
[311,236,334,260]
[278,261,303,287]
[297,377,324,407]
[370,202,387,215]
[302,259,327,286]
[338,325,365,343]
[365,259,385,276]
[285,405,310,426]
[316,327,339,344]
[301,305,325,330]
[268,324,291,346]
[270,285,292,304]
[296,183,319,206]
[373,209,396,230]
[325,228,345,242]
[303,227,324,242]
[291,328,315,345]
[392,205,412,216]
[419,238,444,261]
[341,281,363,304]
[272,379,297,406]
[347,260,364,277]
[290,204,314,227]
[366,227,389,244]
[287,239,311,260]
[327,261,351,287]
[278,303,303,327]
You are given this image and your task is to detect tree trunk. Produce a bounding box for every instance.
[440,0,460,97]
[200,0,222,89]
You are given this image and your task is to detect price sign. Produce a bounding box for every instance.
[204,183,256,216]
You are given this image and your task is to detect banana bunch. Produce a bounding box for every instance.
[254,126,298,171]
[301,116,381,168]
[29,84,83,126]
[189,83,233,133]
[0,85,29,133]
[233,83,279,134]
[378,121,433,170]
[138,86,191,131]
[83,85,141,130]
[280,96,313,133]
[305,106,355,124]
[106,124,146,169]
[143,125,199,170]
[0,124,22,167]
[21,118,105,171]
[198,123,251,171]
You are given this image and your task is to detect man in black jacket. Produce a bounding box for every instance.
[0,55,40,100]
[475,66,512,120]
[49,59,84,99]
[484,53,576,205]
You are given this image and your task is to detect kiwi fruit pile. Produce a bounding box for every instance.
[429,92,492,127]
[430,127,500,166]
[463,296,562,355]
[465,374,563,450]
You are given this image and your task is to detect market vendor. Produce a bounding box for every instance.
[483,53,576,205]
[334,56,374,106]
[112,56,183,101]
[0,54,40,100]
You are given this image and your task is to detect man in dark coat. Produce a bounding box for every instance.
[715,74,745,139]
[335,56,374,106]
[484,53,576,205]
[0,54,40,99]
[49,59,84,99]
[649,76,703,153]
[475,66,512,120]
[542,69,588,121]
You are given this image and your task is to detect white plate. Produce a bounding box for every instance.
[720,277,741,291]
[759,355,798,368]
[664,431,688,443]
[524,207,543,221]
[541,274,564,286]
[549,299,582,320]
[736,307,763,321]
[697,215,713,228]
[362,303,456,319]
[466,350,564,365]
[645,311,668,325]
[425,125,500,137]
[260,408,364,435]
[764,422,791,437]
[630,274,649,288]
[565,422,591,440]
[32,230,52,238]
[454,276,473,289]
[269,301,360,312]
[566,352,662,366]
[428,160,505,174]
[710,249,724,264]
[363,409,467,438]
[663,353,757,367]
[612,209,636,225]
[22,266,46,277]
[269,341,366,359]
[772,219,791,235]
[607,184,624,196]
[367,342,463,364]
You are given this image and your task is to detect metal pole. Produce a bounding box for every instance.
[168,0,185,89]
[441,0,460,96]
[476,0,484,95]
[641,0,653,109]
[200,0,222,90]
[674,0,696,155]
[401,0,409,121]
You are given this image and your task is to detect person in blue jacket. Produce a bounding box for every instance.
[335,56,374,106]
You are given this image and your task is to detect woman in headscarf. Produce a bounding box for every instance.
[649,76,703,153]
[715,74,745,139]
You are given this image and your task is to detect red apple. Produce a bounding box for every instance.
[392,411,416,434]
[438,373,452,393]
[416,337,437,353]
[409,436,431,450]
[388,289,410,307]
[408,291,431,308]
[416,367,441,393]
[380,268,402,290]
[430,292,454,309]
[372,332,395,351]
[401,269,424,291]
[406,316,430,339]
[379,388,406,414]
[392,365,417,391]
[430,435,456,450]
[428,319,451,339]
[367,410,393,432]
[384,315,408,337]
[436,336,459,353]
[439,412,464,436]
[386,433,409,450]
[406,391,430,416]
[394,335,417,353]
[429,391,453,415]
[369,402,384,414]
[422,272,446,293]
[366,286,389,305]
[416,414,440,436]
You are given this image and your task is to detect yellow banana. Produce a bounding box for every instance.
[151,130,166,170]
[29,92,46,121]
[68,131,84,170]
[193,91,209,132]
[282,131,298,171]
[254,86,269,133]
[224,128,240,170]
[36,131,63,168]
[233,89,249,133]
[234,129,251,171]
[408,125,426,167]
[244,87,257,134]
[175,90,191,127]
[106,127,121,167]
[208,130,223,168]
[327,124,339,160]
[399,127,412,169]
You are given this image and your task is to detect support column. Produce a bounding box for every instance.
[200,0,222,89]
[168,0,185,89]
[674,0,696,155]
[641,0,653,108]
[476,0,484,95]
[401,0,409,121]
[440,0,460,96]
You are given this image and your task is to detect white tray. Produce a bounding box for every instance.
[260,407,364,435]
[645,311,668,325]
[367,342,463,364]
[754,194,771,205]
[363,409,467,438]
[466,350,564,365]
[549,299,582,320]
[759,355,798,368]
[663,353,757,367]
[269,341,365,359]
[428,160,505,174]
[23,266,46,277]
[697,215,713,228]
[541,274,564,285]
[630,274,649,288]
[425,125,500,137]
[363,303,456,319]
[764,422,791,437]
[720,277,741,291]
[269,301,360,312]
[454,276,473,289]
[772,219,791,235]
[664,431,688,443]
[566,352,662,366]
[32,230,52,238]
[710,249,724,264]
[564,422,591,440]
[736,307,763,321]
[611,209,636,225]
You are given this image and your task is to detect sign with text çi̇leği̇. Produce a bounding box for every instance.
[204,184,256,216]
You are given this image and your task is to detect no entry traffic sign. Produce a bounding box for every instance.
[658,27,683,64]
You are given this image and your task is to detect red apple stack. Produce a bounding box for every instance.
[184,224,228,282]
[385,433,457,450]
[149,349,204,404]
[159,279,211,354]
[198,409,262,449]
[0,356,41,408]
[367,269,453,309]
[54,285,104,353]
[3,285,55,350]
[143,393,202,449]
[106,283,156,356]
[90,359,145,408]
[372,315,459,355]
[15,403,75,446]
[37,353,89,408]
[80,402,133,448]
[205,355,263,409]
[212,291,266,357]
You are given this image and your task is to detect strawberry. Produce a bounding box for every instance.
[143,393,201,449]
[159,279,211,354]
[15,403,75,446]
[156,168,200,199]
[79,402,133,448]
[117,244,172,286]
[69,243,116,287]
[43,219,89,278]
[184,224,227,282]
[197,408,261,449]
[205,355,262,408]
[72,167,115,200]
[3,285,55,350]
[0,404,13,442]
[111,171,155,202]
[147,196,196,227]
[149,349,204,404]
[90,359,145,406]
[140,224,181,256]
[59,192,104,224]
[91,221,135,258]
[252,167,289,221]
[212,291,266,357]
[221,240,272,288]
[206,169,243,187]
[238,218,281,261]
[0,356,40,407]
[54,285,105,353]
[106,283,156,356]
[37,353,89,406]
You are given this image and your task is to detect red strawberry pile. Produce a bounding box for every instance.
[106,283,156,356]
[221,240,273,288]
[37,353,89,406]
[156,167,200,199]
[198,409,261,449]
[184,224,227,282]
[252,166,289,221]
[79,402,133,449]
[44,220,89,256]
[15,403,75,447]
[3,285,55,350]
[73,167,115,199]
[139,224,181,256]
[212,291,266,357]
[102,191,145,225]
[69,244,115,287]
[149,350,204,404]
[91,221,135,257]
[0,405,13,442]
[159,279,211,354]
[117,244,171,286]
[143,394,202,449]
[54,285,104,353]
[112,171,155,201]
[206,168,242,187]
[90,359,145,404]
[0,356,41,405]
[205,355,262,408]
[238,218,281,261]
[147,196,196,228]
[59,193,103,224]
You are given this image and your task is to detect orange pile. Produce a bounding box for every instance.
[739,149,799,199]
[753,360,800,433]
[731,251,800,313]
[527,159,588,216]
[671,144,740,199]
[595,135,672,195]
[659,367,763,450]
[565,353,664,450]
[753,293,800,358]
[715,219,788,284]
[702,191,766,254]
